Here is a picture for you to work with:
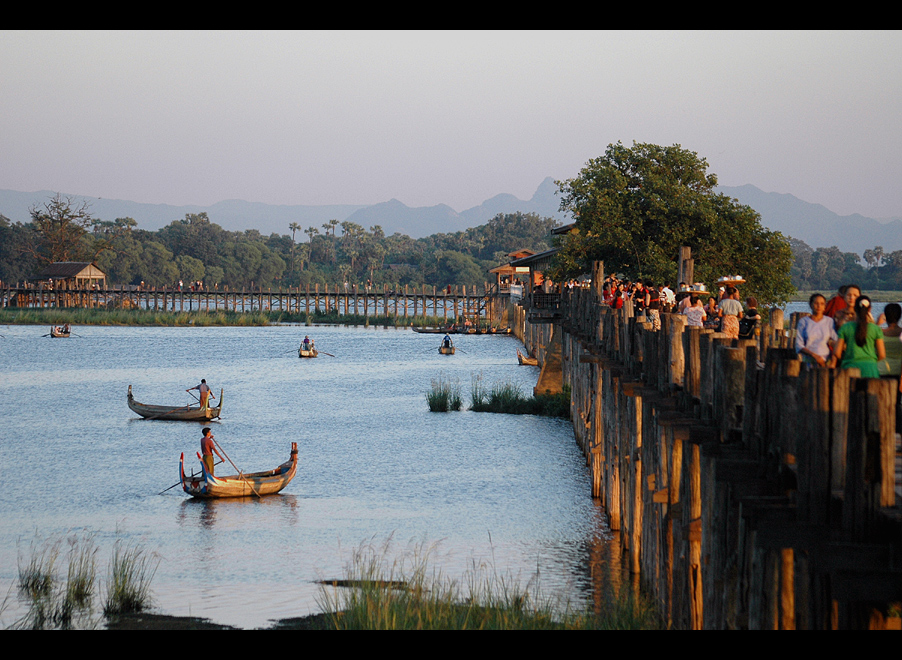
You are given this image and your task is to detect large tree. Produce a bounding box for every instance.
[26,193,95,264]
[551,142,794,304]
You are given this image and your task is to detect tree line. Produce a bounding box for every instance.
[789,239,902,292]
[0,194,559,290]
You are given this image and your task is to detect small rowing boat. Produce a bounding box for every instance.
[127,384,223,421]
[298,347,318,358]
[179,442,298,498]
[517,349,538,366]
[50,326,70,338]
[438,345,455,355]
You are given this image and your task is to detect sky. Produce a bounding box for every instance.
[2,30,901,218]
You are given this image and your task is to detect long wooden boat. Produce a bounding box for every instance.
[179,442,298,498]
[50,326,70,338]
[127,384,223,421]
[438,345,455,355]
[413,326,458,334]
[517,348,538,366]
[298,347,318,358]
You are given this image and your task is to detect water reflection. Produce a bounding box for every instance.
[0,324,611,629]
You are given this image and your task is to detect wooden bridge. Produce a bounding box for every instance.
[513,265,902,629]
[1,281,504,322]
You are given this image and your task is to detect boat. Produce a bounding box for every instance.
[298,346,318,358]
[439,345,455,355]
[180,442,298,499]
[127,384,223,421]
[50,326,70,338]
[517,349,538,366]
[413,326,458,334]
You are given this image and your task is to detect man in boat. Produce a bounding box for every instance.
[200,427,225,475]
[187,379,215,409]
[442,334,453,349]
[302,335,312,352]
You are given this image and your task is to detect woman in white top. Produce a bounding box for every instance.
[795,293,837,367]
[683,295,707,328]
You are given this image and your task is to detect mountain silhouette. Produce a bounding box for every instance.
[2,181,897,254]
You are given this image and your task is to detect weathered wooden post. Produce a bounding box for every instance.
[678,246,694,287]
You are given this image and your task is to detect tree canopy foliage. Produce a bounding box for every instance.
[550,142,794,305]
[788,238,902,292]
[0,199,559,291]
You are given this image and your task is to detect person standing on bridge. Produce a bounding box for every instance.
[831,295,884,377]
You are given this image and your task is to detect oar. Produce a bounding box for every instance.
[319,351,336,357]
[213,439,262,497]
[159,459,222,494]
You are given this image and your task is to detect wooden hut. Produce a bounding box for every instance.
[489,249,535,295]
[35,262,107,290]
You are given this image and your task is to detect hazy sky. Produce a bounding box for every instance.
[2,30,901,218]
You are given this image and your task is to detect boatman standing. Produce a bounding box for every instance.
[187,379,215,409]
[200,427,225,475]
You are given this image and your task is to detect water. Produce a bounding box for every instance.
[784,300,896,318]
[0,324,610,628]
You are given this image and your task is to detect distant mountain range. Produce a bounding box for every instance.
[1,180,898,255]
[0,177,567,240]
[717,184,902,256]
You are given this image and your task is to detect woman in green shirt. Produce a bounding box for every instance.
[831,295,885,378]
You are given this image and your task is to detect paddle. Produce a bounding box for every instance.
[213,439,262,498]
[319,351,336,357]
[159,459,223,494]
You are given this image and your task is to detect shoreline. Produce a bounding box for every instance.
[104,611,334,630]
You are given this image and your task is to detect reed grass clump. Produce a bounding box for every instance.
[11,532,160,628]
[469,374,570,418]
[15,533,99,629]
[315,537,661,630]
[426,374,463,412]
[104,540,160,616]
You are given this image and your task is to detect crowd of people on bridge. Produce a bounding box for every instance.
[600,277,902,385]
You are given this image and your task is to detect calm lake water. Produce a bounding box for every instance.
[0,324,611,629]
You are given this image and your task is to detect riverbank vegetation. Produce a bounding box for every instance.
[0,307,454,328]
[0,197,558,291]
[9,533,159,630]
[315,538,661,630]
[789,238,902,294]
[470,375,570,417]
[426,374,570,418]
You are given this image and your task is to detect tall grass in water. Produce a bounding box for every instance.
[12,533,157,629]
[425,374,462,412]
[470,373,571,418]
[104,540,160,616]
[316,537,661,630]
[0,307,272,327]
[15,533,98,629]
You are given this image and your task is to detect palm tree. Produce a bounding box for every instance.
[288,223,302,278]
